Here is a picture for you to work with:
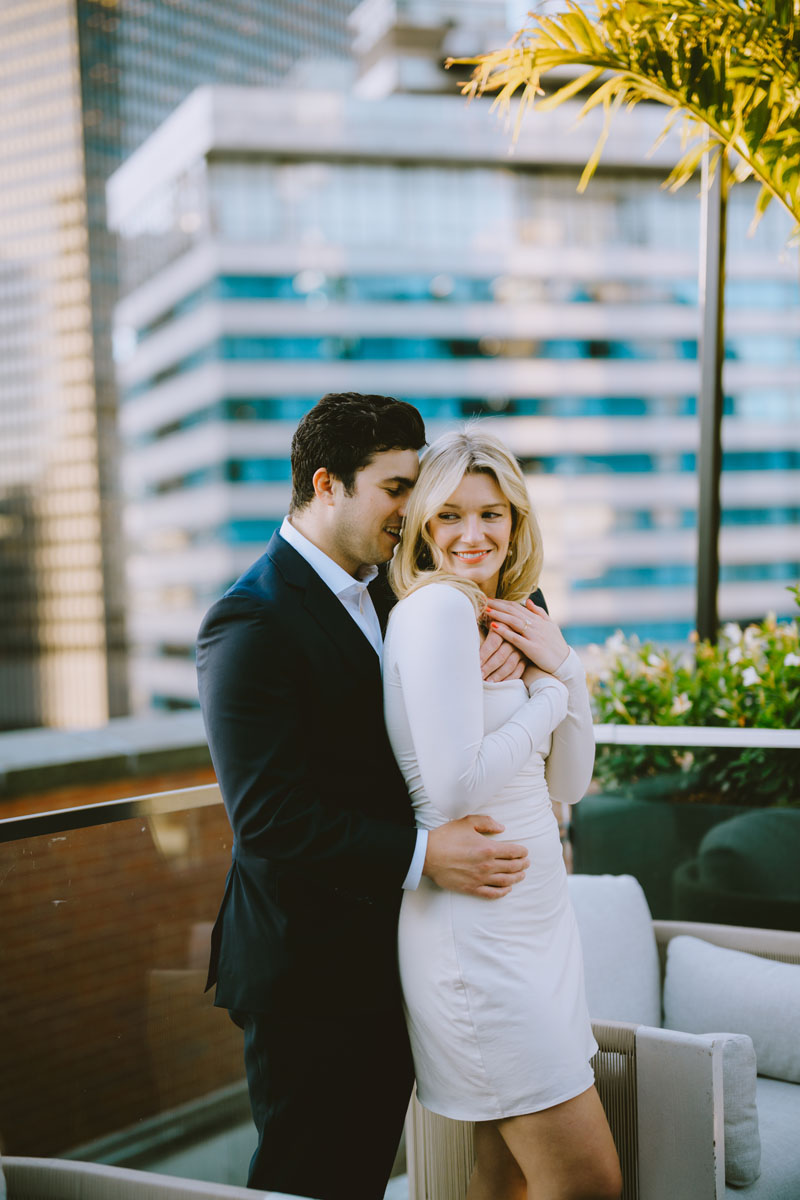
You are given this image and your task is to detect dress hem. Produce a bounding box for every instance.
[416,1069,597,1124]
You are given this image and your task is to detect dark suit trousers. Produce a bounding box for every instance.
[234,1004,414,1200]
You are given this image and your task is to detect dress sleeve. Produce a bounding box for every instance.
[545,647,596,805]
[388,584,569,819]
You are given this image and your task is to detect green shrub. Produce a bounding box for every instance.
[587,585,800,806]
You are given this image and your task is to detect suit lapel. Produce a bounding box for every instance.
[368,565,396,634]
[267,534,382,680]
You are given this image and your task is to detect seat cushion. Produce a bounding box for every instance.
[725,1078,800,1199]
[664,936,800,1084]
[567,873,661,1027]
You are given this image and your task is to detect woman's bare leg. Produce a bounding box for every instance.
[466,1121,526,1200]
[496,1086,622,1200]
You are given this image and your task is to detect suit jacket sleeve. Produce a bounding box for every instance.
[197,594,416,892]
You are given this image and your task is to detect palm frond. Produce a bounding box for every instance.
[450,0,800,239]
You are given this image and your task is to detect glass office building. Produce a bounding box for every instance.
[0,0,357,729]
[0,0,117,729]
[108,70,800,711]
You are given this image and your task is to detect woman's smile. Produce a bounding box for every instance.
[428,472,513,598]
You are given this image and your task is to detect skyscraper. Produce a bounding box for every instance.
[107,2,800,713]
[0,0,358,729]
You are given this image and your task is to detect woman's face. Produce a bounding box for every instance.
[427,471,513,598]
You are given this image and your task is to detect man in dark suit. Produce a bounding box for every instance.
[196,393,530,1200]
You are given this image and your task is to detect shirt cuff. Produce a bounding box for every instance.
[402,828,428,890]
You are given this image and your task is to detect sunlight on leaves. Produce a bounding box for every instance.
[450,0,800,240]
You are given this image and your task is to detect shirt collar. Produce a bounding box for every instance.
[280,516,378,596]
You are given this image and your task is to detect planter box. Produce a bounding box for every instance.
[571,794,800,930]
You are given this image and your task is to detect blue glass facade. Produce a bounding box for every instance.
[111,91,800,709]
[120,244,799,643]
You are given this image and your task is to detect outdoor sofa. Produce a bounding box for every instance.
[406,873,800,1200]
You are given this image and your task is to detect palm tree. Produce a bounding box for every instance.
[457,0,799,232]
[454,0,800,639]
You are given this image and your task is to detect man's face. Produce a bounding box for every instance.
[329,448,420,576]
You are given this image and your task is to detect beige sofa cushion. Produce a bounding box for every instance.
[664,935,800,1084]
[568,873,661,1027]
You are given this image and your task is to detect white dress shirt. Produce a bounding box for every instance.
[279,517,427,889]
[279,517,383,655]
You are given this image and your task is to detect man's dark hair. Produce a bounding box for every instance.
[290,392,426,511]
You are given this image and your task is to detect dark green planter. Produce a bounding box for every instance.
[571,794,800,930]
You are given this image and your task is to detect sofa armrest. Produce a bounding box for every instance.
[653,919,800,977]
[635,1027,725,1200]
[591,1020,638,1200]
[405,1023,726,1200]
[592,1021,726,1200]
[0,1158,298,1199]
[405,1090,474,1200]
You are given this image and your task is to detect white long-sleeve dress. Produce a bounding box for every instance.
[383,582,598,1120]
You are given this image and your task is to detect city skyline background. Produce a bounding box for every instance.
[0,0,360,728]
[2,0,799,725]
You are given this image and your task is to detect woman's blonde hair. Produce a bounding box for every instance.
[390,426,543,614]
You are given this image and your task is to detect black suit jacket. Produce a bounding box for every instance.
[196,533,417,1018]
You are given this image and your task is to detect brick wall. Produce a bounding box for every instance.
[0,788,244,1155]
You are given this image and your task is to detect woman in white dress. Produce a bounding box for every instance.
[383,429,621,1200]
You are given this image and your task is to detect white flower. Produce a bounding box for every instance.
[743,625,763,650]
[605,631,626,655]
[722,622,742,643]
[670,692,691,716]
[647,653,664,668]
[742,666,761,687]
[784,652,800,667]
[727,646,743,665]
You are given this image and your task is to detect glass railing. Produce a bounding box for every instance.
[0,785,252,1185]
[1,727,798,1183]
